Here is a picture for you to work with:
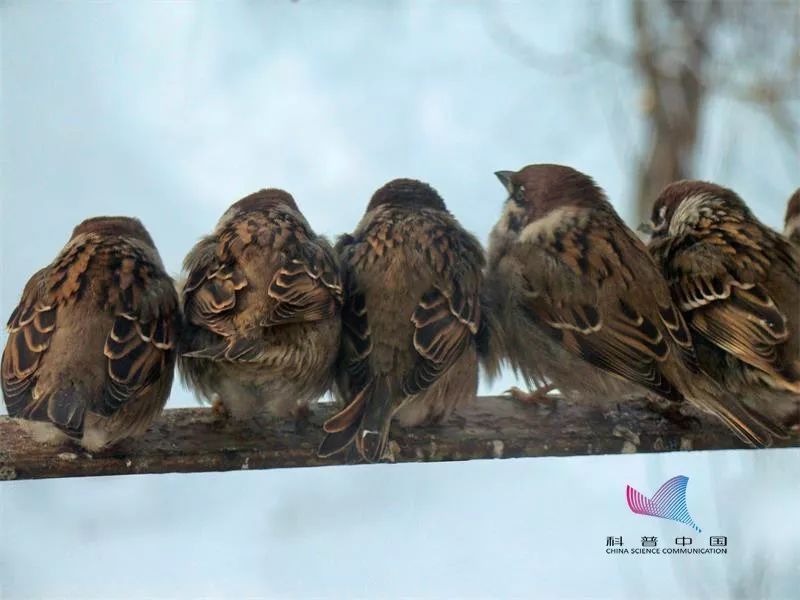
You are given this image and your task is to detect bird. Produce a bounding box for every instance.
[1,216,179,451]
[319,178,485,462]
[785,188,800,245]
[646,180,800,429]
[178,189,343,423]
[485,164,784,446]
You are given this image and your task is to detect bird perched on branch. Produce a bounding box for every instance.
[319,178,485,462]
[485,164,784,447]
[1,217,179,451]
[646,180,800,429]
[785,188,800,245]
[178,189,342,423]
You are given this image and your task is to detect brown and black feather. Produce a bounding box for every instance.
[2,217,178,448]
[178,189,343,420]
[321,179,484,461]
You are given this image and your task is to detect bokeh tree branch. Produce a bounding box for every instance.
[484,0,800,222]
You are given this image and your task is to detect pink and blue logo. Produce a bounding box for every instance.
[626,475,701,532]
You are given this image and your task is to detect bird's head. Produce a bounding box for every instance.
[366,178,447,213]
[646,180,750,241]
[229,188,299,215]
[493,164,609,234]
[71,216,155,247]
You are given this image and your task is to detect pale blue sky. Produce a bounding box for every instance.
[1,2,798,598]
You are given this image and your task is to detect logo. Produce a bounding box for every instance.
[626,475,701,532]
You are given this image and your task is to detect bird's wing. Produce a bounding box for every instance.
[517,214,693,400]
[403,283,480,395]
[182,236,248,341]
[263,239,343,327]
[1,268,57,419]
[100,241,179,417]
[183,213,341,362]
[665,221,797,384]
[403,218,483,395]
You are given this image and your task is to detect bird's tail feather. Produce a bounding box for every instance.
[475,290,505,382]
[317,418,361,459]
[47,386,87,438]
[690,379,787,447]
[318,376,394,462]
[354,377,394,462]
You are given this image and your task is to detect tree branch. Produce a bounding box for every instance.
[1,396,796,481]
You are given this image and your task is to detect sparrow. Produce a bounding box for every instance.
[319,178,485,462]
[646,180,800,428]
[178,189,343,422]
[785,188,800,245]
[486,164,784,446]
[2,217,179,451]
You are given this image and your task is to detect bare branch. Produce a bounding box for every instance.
[1,396,797,481]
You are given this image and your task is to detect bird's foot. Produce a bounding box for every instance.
[645,395,701,429]
[211,396,230,421]
[291,404,311,435]
[505,383,560,406]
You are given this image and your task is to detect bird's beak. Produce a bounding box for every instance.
[494,171,515,195]
[637,221,654,235]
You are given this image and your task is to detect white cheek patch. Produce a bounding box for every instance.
[519,206,588,243]
[501,201,525,229]
[785,215,800,238]
[489,201,526,243]
[669,193,715,236]
[488,202,525,264]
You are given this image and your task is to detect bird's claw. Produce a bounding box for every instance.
[504,384,560,405]
[211,396,230,420]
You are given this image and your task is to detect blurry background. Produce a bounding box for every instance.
[1,1,798,598]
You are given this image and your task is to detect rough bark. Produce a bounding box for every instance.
[1,396,796,481]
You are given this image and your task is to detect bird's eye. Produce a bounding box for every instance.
[650,205,665,226]
[649,204,669,234]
